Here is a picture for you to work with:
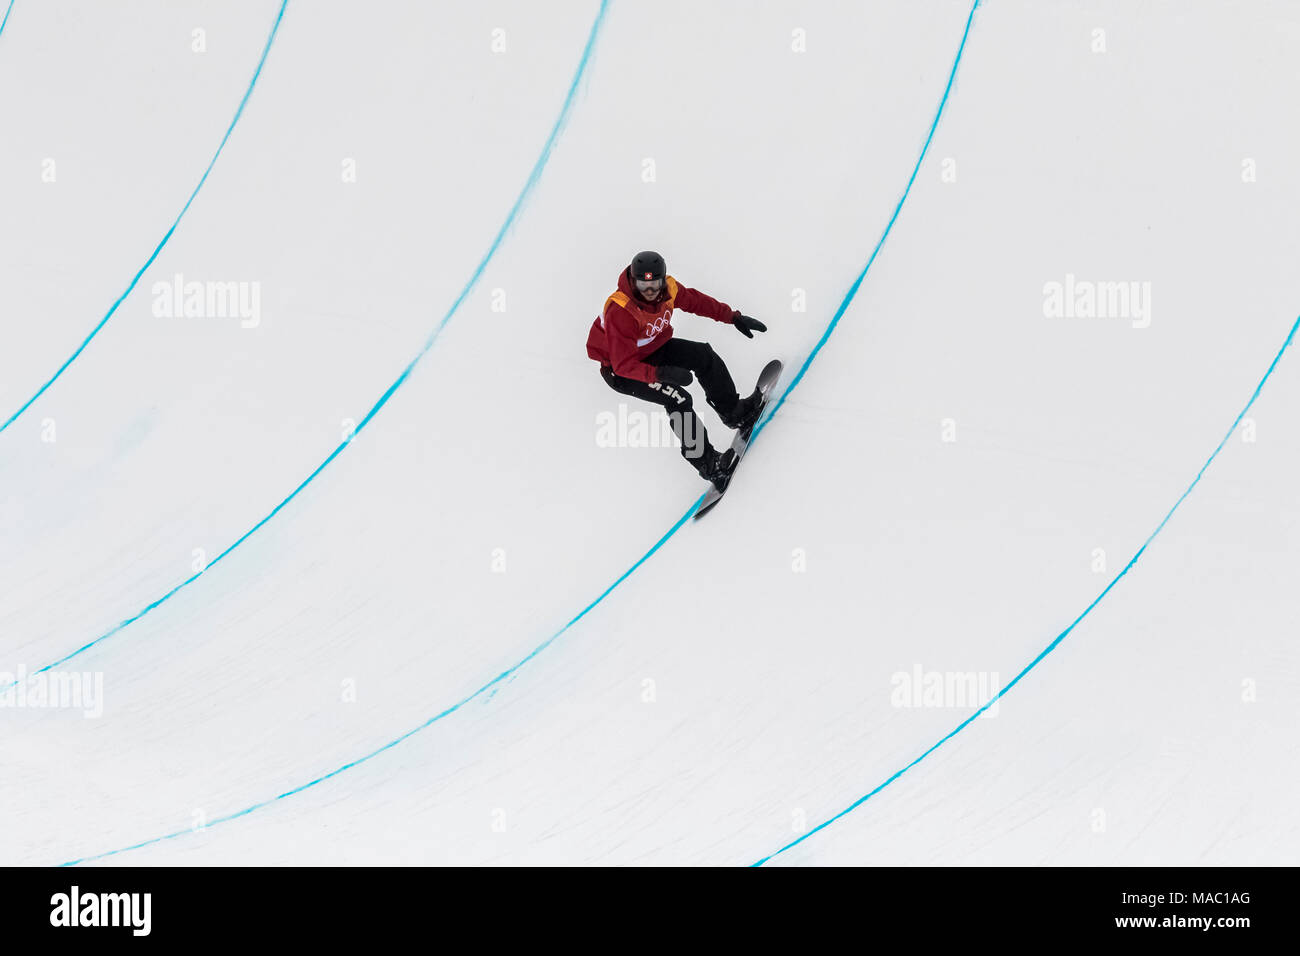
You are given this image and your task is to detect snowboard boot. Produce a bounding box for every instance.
[722,388,763,434]
[696,446,738,492]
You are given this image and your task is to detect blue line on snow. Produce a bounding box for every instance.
[748,0,980,451]
[0,0,289,436]
[10,0,611,692]
[752,310,1300,866]
[0,1,15,42]
[58,0,979,865]
[62,504,698,866]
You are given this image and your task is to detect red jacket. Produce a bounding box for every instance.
[586,268,736,383]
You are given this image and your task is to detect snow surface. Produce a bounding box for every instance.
[0,0,1297,866]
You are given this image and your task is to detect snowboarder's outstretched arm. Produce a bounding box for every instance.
[673,282,737,324]
[674,281,767,337]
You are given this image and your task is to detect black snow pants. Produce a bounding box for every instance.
[599,338,741,475]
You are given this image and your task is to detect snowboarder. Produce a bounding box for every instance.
[586,250,768,488]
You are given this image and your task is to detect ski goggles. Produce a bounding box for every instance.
[634,276,664,296]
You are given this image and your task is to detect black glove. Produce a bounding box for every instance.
[732,312,767,338]
[656,366,694,387]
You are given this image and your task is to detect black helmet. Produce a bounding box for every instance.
[630,250,666,282]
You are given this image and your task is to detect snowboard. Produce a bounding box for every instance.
[694,358,783,520]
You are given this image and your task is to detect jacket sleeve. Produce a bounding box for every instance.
[605,304,659,384]
[674,281,736,324]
